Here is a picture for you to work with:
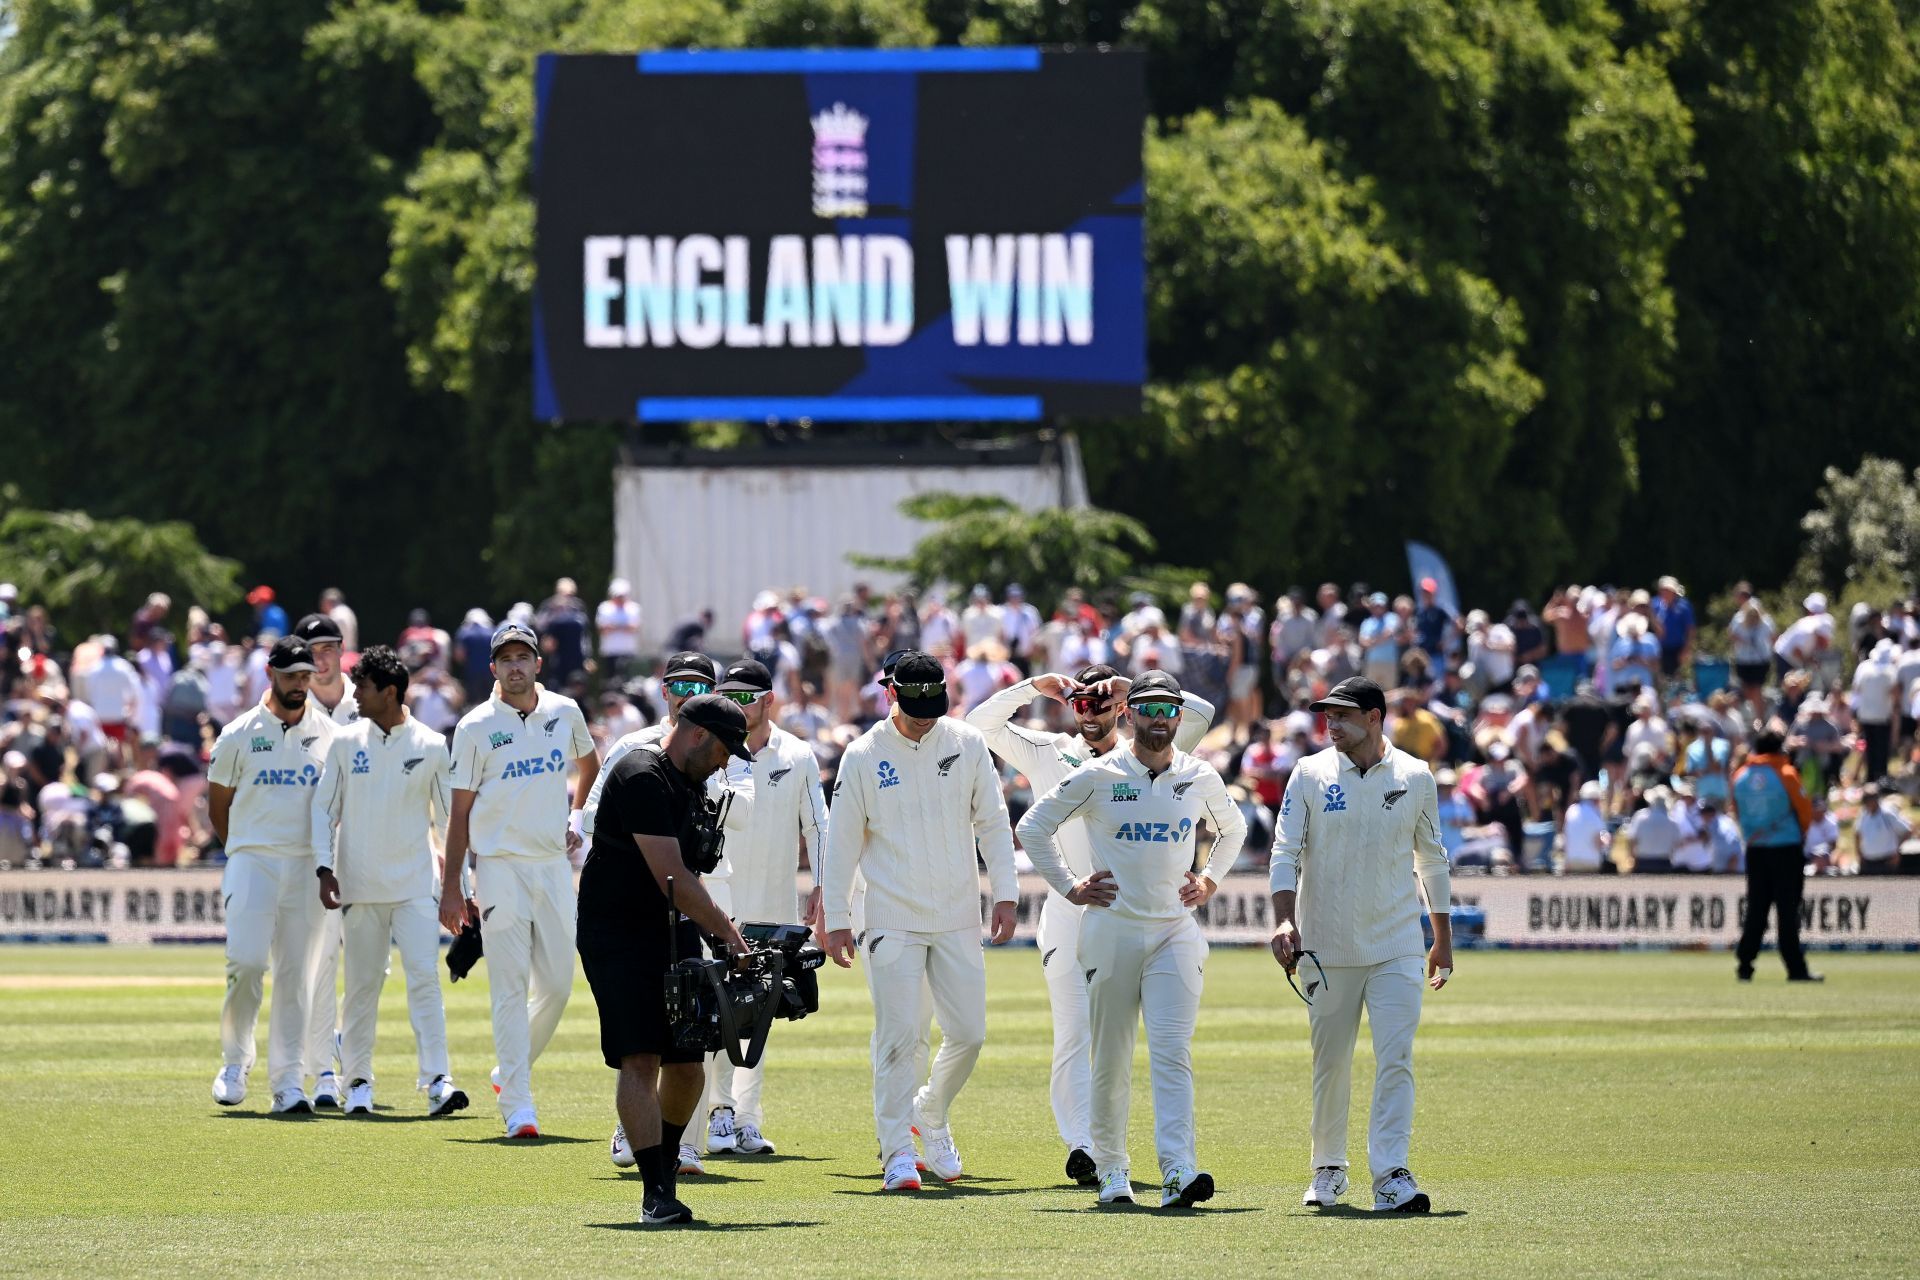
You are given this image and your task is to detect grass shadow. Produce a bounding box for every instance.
[1303,1205,1469,1220]
[448,1134,596,1146]
[586,1220,822,1233]
[596,1172,765,1186]
[1033,1204,1265,1216]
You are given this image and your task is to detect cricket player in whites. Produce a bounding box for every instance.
[311,645,468,1118]
[1016,672,1244,1208]
[439,621,599,1137]
[290,611,359,1110]
[208,636,338,1113]
[968,663,1214,1185]
[821,650,1018,1191]
[1269,676,1452,1213]
[699,658,829,1159]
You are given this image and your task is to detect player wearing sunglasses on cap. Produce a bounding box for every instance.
[966,663,1214,1186]
[1269,676,1452,1214]
[820,650,1019,1192]
[1016,671,1245,1210]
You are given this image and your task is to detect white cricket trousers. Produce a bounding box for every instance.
[473,855,575,1119]
[1080,911,1208,1179]
[863,926,986,1159]
[1037,894,1093,1152]
[304,909,344,1078]
[220,852,323,1094]
[1307,954,1424,1183]
[339,898,450,1088]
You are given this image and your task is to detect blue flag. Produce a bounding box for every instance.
[1405,542,1460,618]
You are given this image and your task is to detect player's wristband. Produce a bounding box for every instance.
[567,809,585,840]
[315,866,333,880]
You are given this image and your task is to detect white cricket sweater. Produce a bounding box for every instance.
[310,713,451,904]
[821,715,1017,935]
[1017,746,1246,923]
[448,690,594,860]
[1269,744,1452,967]
[208,699,337,858]
[966,678,1215,881]
[713,723,829,924]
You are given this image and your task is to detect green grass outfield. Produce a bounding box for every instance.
[2,946,1916,1278]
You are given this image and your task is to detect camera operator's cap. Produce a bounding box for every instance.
[1127,670,1184,704]
[1309,675,1387,716]
[716,658,772,694]
[678,693,754,761]
[663,651,720,684]
[890,651,949,718]
[292,613,342,646]
[489,620,538,657]
[266,635,317,673]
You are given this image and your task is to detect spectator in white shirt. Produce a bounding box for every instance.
[1626,786,1681,873]
[1699,798,1744,873]
[960,584,1004,650]
[321,587,359,652]
[1622,693,1671,770]
[1562,780,1612,873]
[595,578,643,679]
[1802,794,1840,872]
[1773,599,1833,679]
[1851,638,1900,782]
[1853,785,1911,875]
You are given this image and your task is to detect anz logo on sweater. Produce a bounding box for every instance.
[877,761,901,790]
[1115,818,1193,844]
[501,748,566,781]
[351,750,371,776]
[1323,784,1348,813]
[253,763,321,787]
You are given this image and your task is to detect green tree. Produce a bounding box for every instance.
[1796,455,1920,593]
[851,492,1161,610]
[0,488,243,641]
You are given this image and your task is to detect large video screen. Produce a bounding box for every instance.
[532,48,1144,423]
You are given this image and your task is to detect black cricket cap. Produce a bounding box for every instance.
[716,658,772,694]
[877,647,913,687]
[890,651,949,718]
[663,651,720,684]
[1127,671,1184,704]
[292,613,343,645]
[267,635,317,673]
[1310,676,1387,716]
[489,621,538,657]
[678,693,753,761]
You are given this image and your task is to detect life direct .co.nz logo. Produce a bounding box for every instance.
[502,748,567,781]
[877,761,901,790]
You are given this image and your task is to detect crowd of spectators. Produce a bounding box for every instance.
[4,571,1918,878]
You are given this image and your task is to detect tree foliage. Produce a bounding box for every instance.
[0,488,243,640]
[0,0,1915,630]
[851,492,1159,609]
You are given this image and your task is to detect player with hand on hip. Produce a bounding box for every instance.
[1017,672,1244,1209]
[439,621,599,1138]
[207,636,338,1113]
[1269,676,1453,1213]
[290,611,359,1110]
[820,650,1019,1191]
[310,645,467,1119]
[969,663,1213,1185]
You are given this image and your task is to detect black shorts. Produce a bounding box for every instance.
[1659,649,1684,677]
[1735,662,1770,690]
[578,919,705,1068]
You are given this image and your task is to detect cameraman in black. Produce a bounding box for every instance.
[578,694,754,1227]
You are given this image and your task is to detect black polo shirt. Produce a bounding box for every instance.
[577,744,703,945]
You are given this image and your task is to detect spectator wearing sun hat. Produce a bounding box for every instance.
[595,578,643,680]
[1651,576,1695,690]
[247,586,290,641]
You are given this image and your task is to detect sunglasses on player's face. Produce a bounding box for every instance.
[1131,701,1182,720]
[666,679,712,698]
[893,680,945,698]
[719,690,765,705]
[1070,696,1113,715]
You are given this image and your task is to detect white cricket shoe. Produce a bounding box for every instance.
[344,1079,374,1116]
[1097,1168,1134,1204]
[425,1076,468,1117]
[1372,1167,1430,1213]
[211,1065,247,1107]
[1303,1165,1348,1207]
[882,1150,922,1192]
[504,1108,539,1139]
[312,1071,342,1110]
[1161,1165,1215,1209]
[268,1088,312,1115]
[707,1106,738,1153]
[911,1099,963,1182]
[676,1143,705,1175]
[610,1124,637,1169]
[734,1121,776,1155]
